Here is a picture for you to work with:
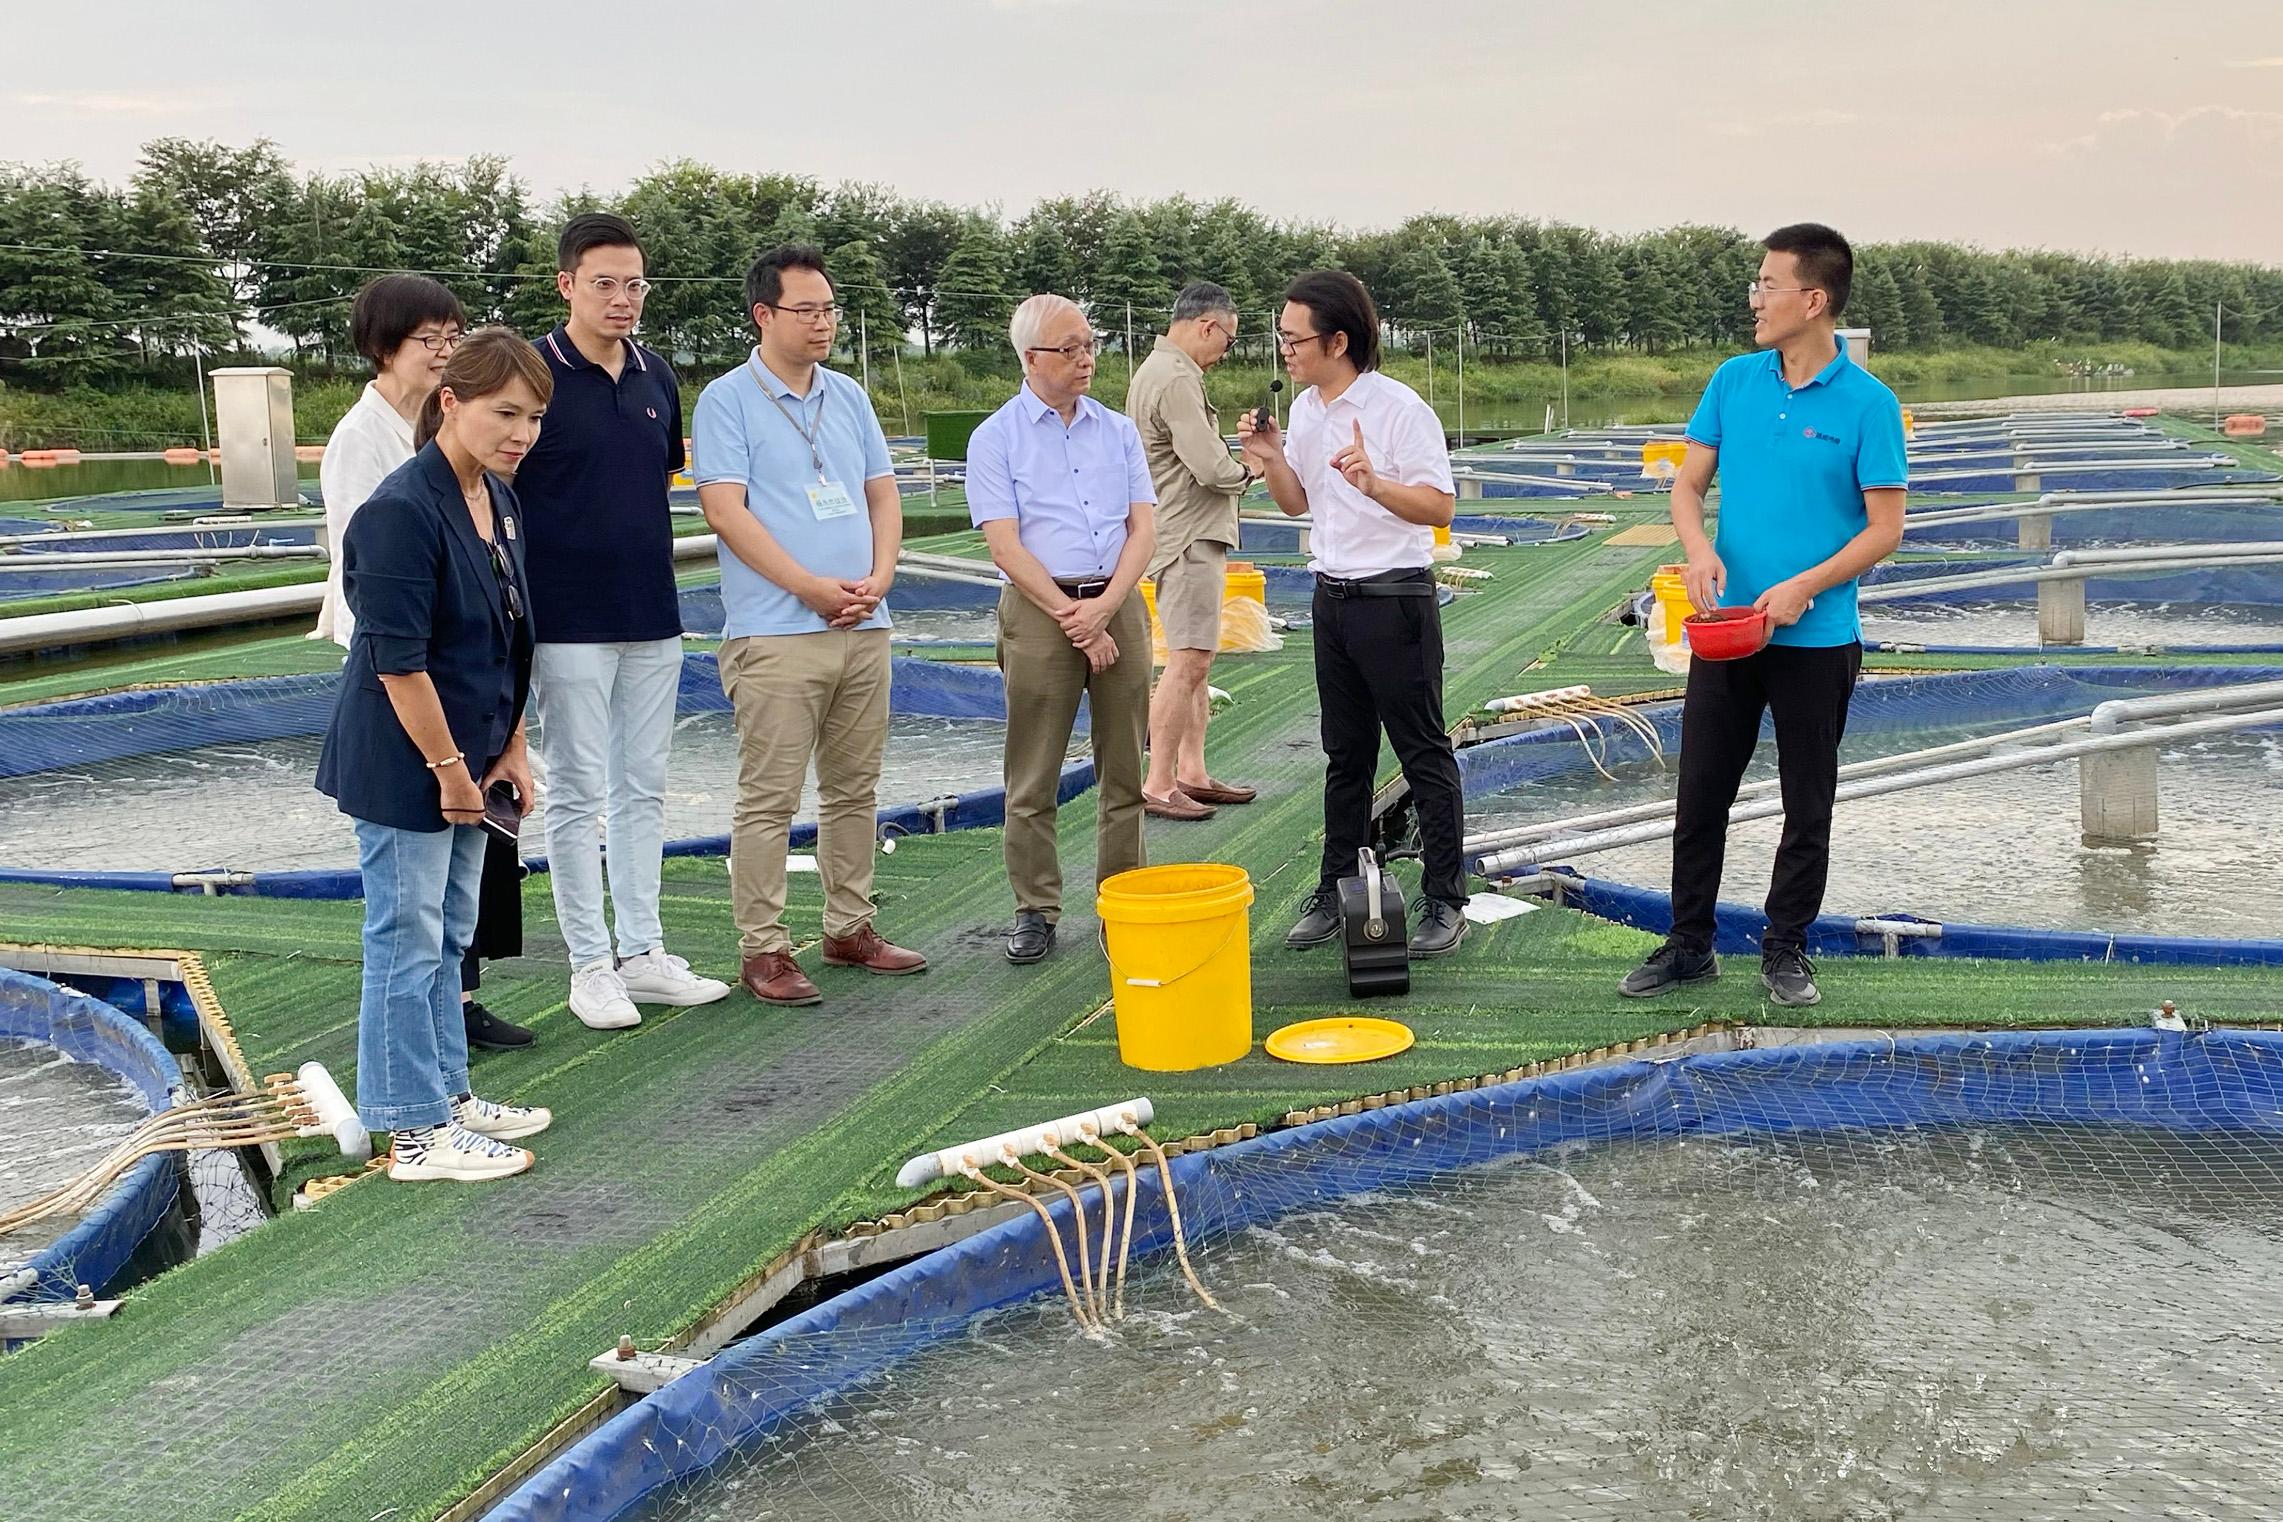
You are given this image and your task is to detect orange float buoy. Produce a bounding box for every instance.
[293,444,326,462]
[20,449,59,467]
[163,447,203,465]
[2222,414,2268,438]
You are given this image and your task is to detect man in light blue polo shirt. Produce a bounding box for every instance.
[693,244,928,1008]
[1620,222,1908,1009]
[966,293,1158,965]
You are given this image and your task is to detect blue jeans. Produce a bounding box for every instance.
[353,818,486,1130]
[532,638,682,968]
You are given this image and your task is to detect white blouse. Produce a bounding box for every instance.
[312,382,417,645]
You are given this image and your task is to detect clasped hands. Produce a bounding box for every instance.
[1055,596,1119,672]
[799,571,890,629]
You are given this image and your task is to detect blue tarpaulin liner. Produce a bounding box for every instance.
[1903,501,2283,549]
[0,566,195,600]
[486,1025,2283,1522]
[10,523,322,553]
[0,654,1084,898]
[0,969,181,1304]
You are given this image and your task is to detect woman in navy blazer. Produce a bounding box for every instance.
[317,327,557,1183]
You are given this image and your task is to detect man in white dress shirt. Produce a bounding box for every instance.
[1238,271,1467,958]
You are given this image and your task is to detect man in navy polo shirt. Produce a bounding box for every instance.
[517,212,730,1029]
[1620,222,1907,1009]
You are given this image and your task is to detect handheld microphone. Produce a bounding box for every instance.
[1253,378,1284,433]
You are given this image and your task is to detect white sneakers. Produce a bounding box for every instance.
[451,1090,552,1141]
[569,959,642,1029]
[569,950,729,1030]
[388,1121,534,1182]
[615,948,732,1007]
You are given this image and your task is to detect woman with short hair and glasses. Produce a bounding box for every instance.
[316,274,466,646]
[317,327,554,1183]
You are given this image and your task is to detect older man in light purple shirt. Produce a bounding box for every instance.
[966,293,1158,965]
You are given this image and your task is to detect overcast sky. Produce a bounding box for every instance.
[8,0,2280,262]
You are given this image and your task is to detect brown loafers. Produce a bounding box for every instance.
[821,924,929,975]
[740,952,821,1006]
[1178,777,1257,806]
[1143,789,1216,821]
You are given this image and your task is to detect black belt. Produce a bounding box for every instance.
[1053,578,1113,600]
[1315,568,1435,599]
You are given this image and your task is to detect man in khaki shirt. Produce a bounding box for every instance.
[1126,281,1260,819]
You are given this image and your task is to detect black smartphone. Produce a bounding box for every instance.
[480,780,523,842]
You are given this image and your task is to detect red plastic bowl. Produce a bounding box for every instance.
[1683,606,1772,660]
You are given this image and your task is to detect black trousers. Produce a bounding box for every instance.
[1669,640,1861,955]
[459,828,526,994]
[1312,575,1468,906]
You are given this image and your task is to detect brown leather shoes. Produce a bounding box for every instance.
[740,952,821,1006]
[821,924,929,975]
[1179,777,1257,806]
[1143,788,1216,821]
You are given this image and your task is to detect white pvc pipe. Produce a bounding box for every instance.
[295,1061,371,1162]
[0,582,324,655]
[1474,704,2283,876]
[2055,541,2283,565]
[1906,489,2283,529]
[896,1098,1154,1189]
[2,546,323,567]
[2089,679,2283,734]
[0,517,328,549]
[1483,685,1594,713]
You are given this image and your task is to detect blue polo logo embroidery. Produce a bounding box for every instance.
[1803,427,1844,445]
[646,406,659,419]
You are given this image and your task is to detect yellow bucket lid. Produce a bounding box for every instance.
[1265,1016,1416,1065]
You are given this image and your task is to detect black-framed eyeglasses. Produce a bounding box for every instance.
[486,538,524,623]
[764,302,844,324]
[409,329,464,354]
[1275,331,1330,355]
[1025,337,1104,360]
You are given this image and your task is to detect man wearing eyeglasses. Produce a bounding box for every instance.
[968,294,1158,965]
[517,212,732,1030]
[692,244,926,1008]
[1125,280,1258,823]
[1618,222,1907,1010]
[1237,270,1468,960]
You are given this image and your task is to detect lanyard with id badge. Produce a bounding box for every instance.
[751,357,858,520]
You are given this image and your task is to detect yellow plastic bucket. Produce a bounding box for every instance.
[1140,562,1273,655]
[1096,863,1256,1071]
[1649,572,1695,643]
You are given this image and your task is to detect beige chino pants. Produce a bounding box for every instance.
[719,628,892,957]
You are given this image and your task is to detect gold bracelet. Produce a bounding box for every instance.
[422,752,464,770]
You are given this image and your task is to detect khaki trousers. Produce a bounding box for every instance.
[719,628,891,956]
[997,586,1150,920]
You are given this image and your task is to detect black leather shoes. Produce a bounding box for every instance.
[1408,897,1468,957]
[463,1000,536,1051]
[1005,910,1056,964]
[1285,887,1342,949]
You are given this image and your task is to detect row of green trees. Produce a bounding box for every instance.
[3,138,2279,387]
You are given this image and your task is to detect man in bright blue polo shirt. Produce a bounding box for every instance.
[518,212,729,1029]
[1620,222,1908,1009]
[693,244,927,1008]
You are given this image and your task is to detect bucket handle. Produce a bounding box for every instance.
[1098,912,1249,989]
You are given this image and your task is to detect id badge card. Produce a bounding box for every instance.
[806,479,859,521]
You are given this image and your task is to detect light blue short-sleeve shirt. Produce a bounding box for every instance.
[691,352,896,639]
[1685,339,1908,648]
[966,385,1155,581]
